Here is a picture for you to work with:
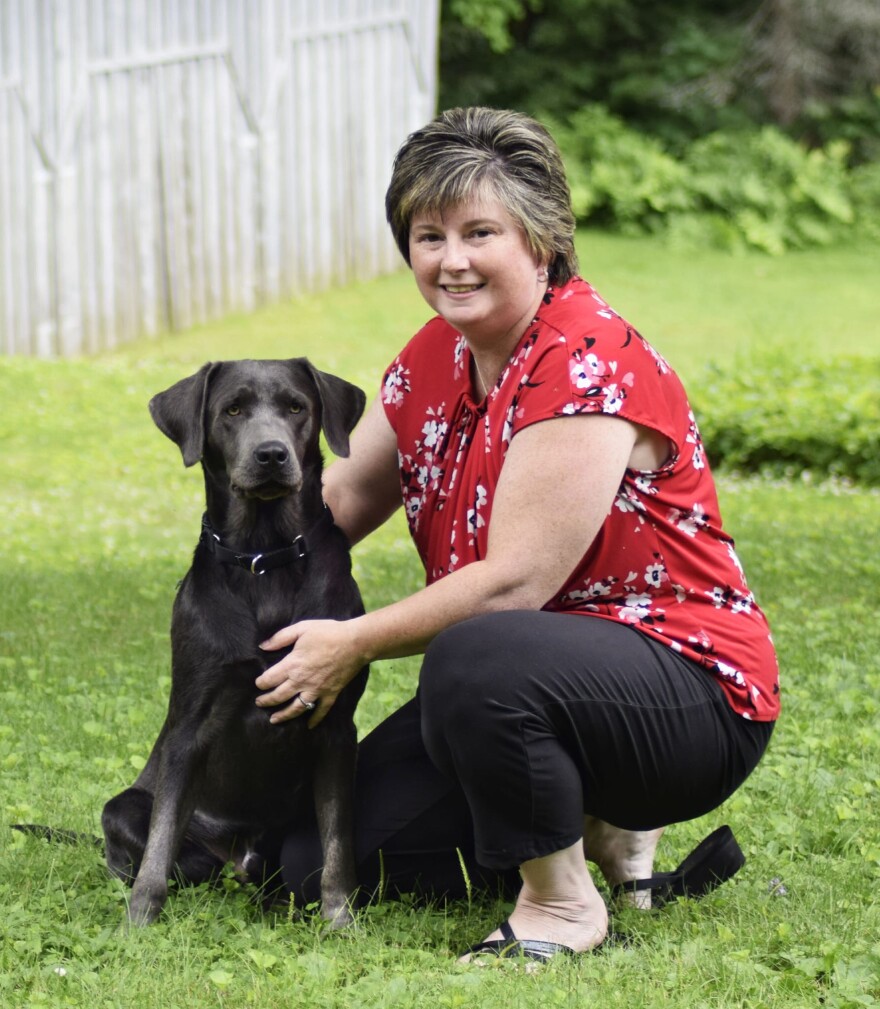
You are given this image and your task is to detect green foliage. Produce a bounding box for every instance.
[693,352,880,485]
[739,0,880,135]
[849,159,880,242]
[446,0,542,53]
[554,106,694,234]
[555,106,875,252]
[439,0,880,157]
[798,91,880,166]
[439,0,752,140]
[680,129,856,254]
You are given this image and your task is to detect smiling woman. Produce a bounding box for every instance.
[385,106,577,288]
[256,107,779,965]
[408,199,549,390]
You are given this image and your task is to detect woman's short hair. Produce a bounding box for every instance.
[385,107,578,285]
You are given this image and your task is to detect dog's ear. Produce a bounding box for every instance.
[300,361,367,458]
[149,363,219,467]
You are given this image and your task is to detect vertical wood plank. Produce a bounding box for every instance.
[54,0,81,357]
[0,86,14,354]
[22,0,54,356]
[182,0,206,325]
[259,0,280,303]
[130,0,157,336]
[78,0,97,352]
[13,0,32,351]
[113,0,138,346]
[216,0,235,312]
[0,0,17,352]
[93,0,116,350]
[232,0,257,311]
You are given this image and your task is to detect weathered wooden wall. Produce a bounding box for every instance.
[0,0,438,356]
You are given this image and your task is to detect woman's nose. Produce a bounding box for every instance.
[440,237,469,273]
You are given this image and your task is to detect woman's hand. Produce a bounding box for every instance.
[255,618,367,727]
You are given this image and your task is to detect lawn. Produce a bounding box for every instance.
[1,233,879,1007]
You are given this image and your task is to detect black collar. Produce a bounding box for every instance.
[199,505,336,575]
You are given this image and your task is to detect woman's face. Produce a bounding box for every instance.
[408,194,546,347]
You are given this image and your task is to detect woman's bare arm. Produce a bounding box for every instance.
[322,396,402,545]
[257,412,638,724]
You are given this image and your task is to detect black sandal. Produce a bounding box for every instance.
[465,920,577,963]
[611,825,745,908]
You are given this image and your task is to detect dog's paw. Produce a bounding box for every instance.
[321,898,356,930]
[127,883,167,927]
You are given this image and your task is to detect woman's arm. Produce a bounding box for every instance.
[256,412,638,725]
[323,395,402,545]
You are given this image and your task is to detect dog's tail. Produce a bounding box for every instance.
[10,824,104,849]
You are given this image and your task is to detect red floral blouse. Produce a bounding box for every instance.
[381,277,780,721]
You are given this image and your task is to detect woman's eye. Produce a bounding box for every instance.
[226,404,241,417]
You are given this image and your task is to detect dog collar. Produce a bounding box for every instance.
[199,506,337,575]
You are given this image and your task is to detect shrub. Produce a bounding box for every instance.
[553,105,693,233]
[692,352,880,485]
[554,105,877,253]
[849,160,880,241]
[682,129,854,254]
[797,91,880,167]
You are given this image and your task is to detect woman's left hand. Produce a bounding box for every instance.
[255,618,366,727]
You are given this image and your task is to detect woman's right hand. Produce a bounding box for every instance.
[255,617,368,727]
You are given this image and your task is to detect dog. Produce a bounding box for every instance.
[100,358,368,927]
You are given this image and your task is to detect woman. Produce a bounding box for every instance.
[255,107,779,961]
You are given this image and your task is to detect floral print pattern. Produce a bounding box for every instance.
[382,278,779,720]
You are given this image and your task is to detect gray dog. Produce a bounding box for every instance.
[101,359,368,927]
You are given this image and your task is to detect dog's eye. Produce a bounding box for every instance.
[289,402,302,414]
[226,404,241,417]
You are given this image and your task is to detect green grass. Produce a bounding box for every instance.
[1,232,879,1007]
[575,233,880,370]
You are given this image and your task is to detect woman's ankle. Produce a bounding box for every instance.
[509,839,609,949]
[583,817,665,907]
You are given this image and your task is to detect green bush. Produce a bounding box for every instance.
[692,352,880,485]
[849,159,880,241]
[683,129,854,254]
[797,91,880,166]
[554,105,694,233]
[554,105,878,252]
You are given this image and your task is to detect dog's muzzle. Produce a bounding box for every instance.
[229,440,302,500]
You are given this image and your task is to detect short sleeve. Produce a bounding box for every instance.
[508,310,686,462]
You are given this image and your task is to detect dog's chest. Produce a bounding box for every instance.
[253,585,297,640]
[191,564,329,638]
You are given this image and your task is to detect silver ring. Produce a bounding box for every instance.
[298,695,318,712]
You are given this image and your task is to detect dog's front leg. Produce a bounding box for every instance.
[127,733,202,926]
[312,725,359,928]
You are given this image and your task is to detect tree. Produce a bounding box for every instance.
[741,0,880,127]
[438,0,880,156]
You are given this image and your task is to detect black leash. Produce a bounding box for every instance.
[199,505,336,575]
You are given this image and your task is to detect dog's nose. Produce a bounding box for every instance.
[254,441,290,467]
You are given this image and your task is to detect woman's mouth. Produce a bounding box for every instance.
[442,283,484,294]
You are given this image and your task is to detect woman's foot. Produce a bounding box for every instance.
[460,839,608,962]
[583,816,665,908]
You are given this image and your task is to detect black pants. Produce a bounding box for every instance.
[281,612,773,904]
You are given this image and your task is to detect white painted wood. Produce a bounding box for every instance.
[0,0,438,356]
